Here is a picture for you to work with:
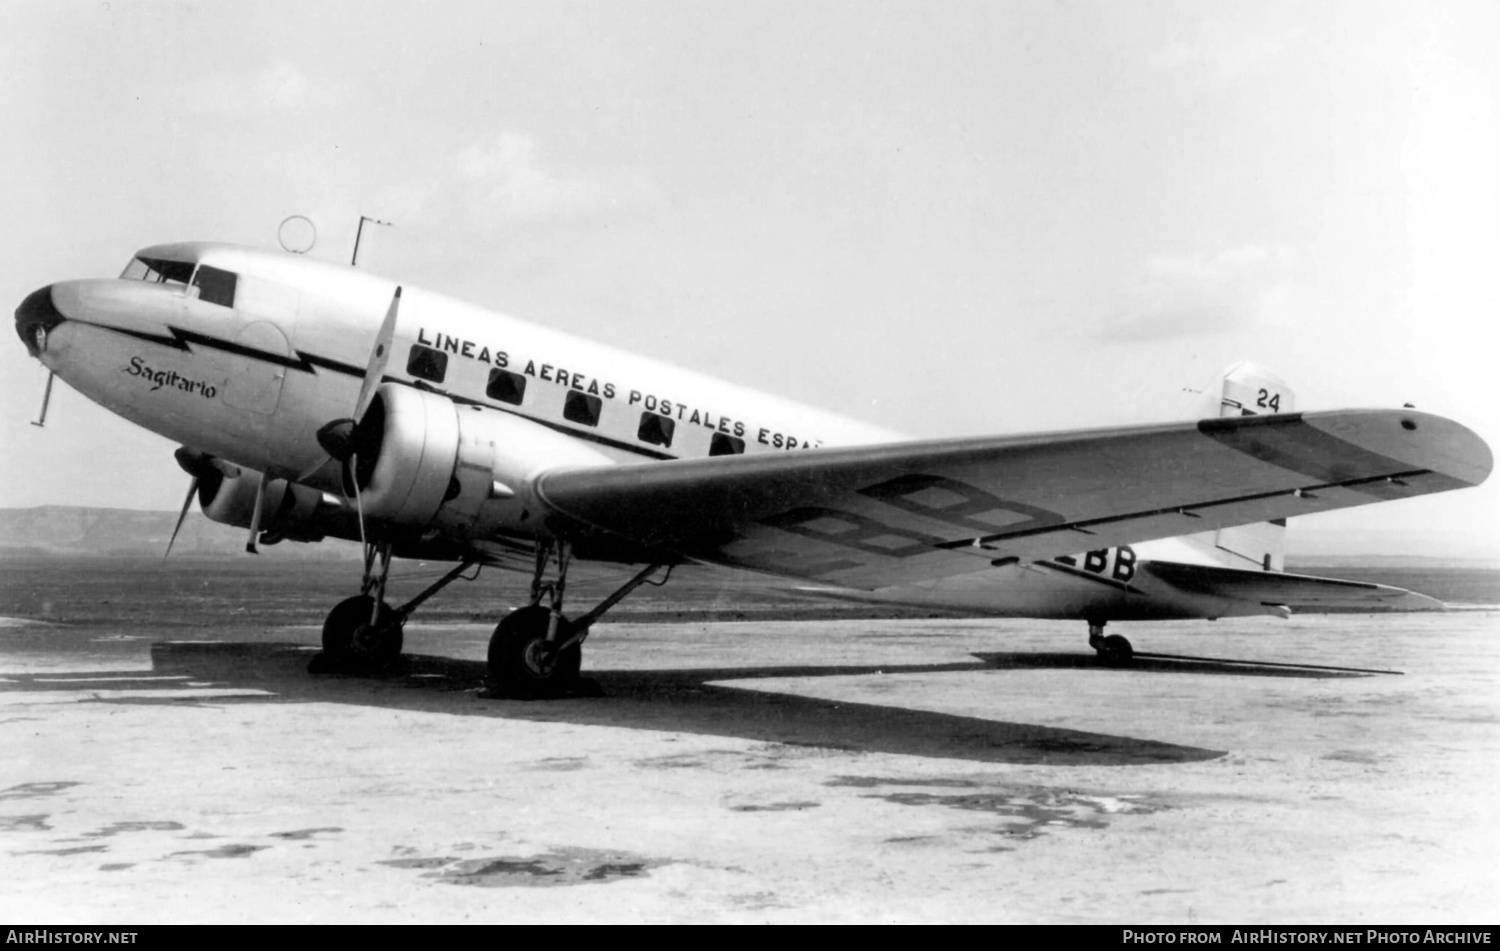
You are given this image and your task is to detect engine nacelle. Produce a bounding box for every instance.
[348,382,616,535]
[198,465,336,542]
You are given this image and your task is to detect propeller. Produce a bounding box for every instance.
[165,477,198,559]
[244,476,269,555]
[300,286,404,553]
[355,286,401,425]
[166,447,221,559]
[302,286,403,479]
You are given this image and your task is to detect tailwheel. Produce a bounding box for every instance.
[1098,634,1134,666]
[486,605,582,699]
[1087,620,1134,666]
[314,594,400,671]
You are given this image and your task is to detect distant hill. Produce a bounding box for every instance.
[0,506,360,560]
[1283,527,1499,568]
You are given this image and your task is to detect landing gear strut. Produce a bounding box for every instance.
[485,539,666,699]
[310,532,664,692]
[313,539,478,672]
[1088,619,1134,666]
[320,540,401,667]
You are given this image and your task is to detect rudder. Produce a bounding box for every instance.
[1187,361,1294,570]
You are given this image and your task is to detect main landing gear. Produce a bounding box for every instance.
[310,534,668,698]
[313,539,479,673]
[1087,619,1134,666]
[487,540,667,699]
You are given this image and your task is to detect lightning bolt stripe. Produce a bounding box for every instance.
[75,319,364,377]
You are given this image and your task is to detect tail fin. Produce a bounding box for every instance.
[1183,361,1294,571]
[1216,360,1292,419]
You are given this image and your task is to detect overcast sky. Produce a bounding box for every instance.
[1,0,1496,558]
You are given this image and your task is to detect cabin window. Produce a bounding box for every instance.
[637,412,675,447]
[406,345,447,383]
[192,266,238,308]
[486,368,527,406]
[709,432,745,456]
[562,391,601,427]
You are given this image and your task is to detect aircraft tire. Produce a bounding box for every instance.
[486,605,582,699]
[321,595,397,662]
[1098,633,1134,666]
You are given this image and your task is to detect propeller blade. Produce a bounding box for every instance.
[297,442,344,482]
[354,286,401,423]
[164,476,199,559]
[297,286,402,481]
[350,452,368,552]
[245,475,269,555]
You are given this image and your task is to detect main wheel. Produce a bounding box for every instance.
[352,617,404,668]
[1098,633,1134,666]
[321,595,399,664]
[486,605,582,699]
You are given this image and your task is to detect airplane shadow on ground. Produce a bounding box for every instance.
[13,641,1267,767]
[977,651,1386,679]
[13,640,1382,765]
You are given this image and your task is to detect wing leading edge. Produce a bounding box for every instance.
[532,409,1492,590]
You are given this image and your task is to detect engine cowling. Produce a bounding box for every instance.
[346,382,616,535]
[198,465,339,542]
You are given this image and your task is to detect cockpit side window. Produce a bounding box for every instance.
[121,256,195,285]
[192,265,238,308]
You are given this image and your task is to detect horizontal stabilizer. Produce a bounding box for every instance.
[1142,560,1444,612]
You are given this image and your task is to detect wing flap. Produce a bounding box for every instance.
[533,409,1491,589]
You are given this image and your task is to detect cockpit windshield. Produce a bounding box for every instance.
[119,256,238,308]
[120,256,196,285]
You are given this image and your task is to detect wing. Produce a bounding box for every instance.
[533,409,1492,590]
[1141,560,1444,612]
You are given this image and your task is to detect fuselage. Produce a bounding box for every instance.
[17,242,898,492]
[14,241,1389,625]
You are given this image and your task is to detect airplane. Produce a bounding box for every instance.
[13,241,1493,696]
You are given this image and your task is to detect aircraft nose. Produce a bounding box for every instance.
[15,284,65,357]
